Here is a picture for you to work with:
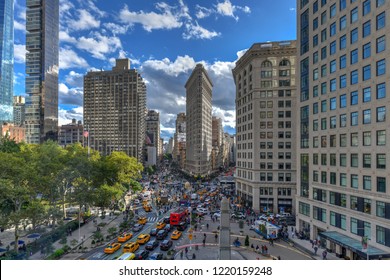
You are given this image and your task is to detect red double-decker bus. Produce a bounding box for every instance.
[170,208,188,226]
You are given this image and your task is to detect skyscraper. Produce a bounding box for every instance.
[84,59,147,160]
[233,41,297,213]
[25,0,59,143]
[146,110,161,161]
[185,64,213,177]
[13,96,25,127]
[0,0,14,124]
[297,0,390,259]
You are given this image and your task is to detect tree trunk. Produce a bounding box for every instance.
[13,225,19,252]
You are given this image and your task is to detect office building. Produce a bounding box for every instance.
[211,116,224,170]
[13,96,25,127]
[146,110,161,162]
[173,112,186,168]
[0,0,14,123]
[25,0,59,143]
[233,41,297,213]
[297,0,390,259]
[1,123,25,143]
[185,64,213,177]
[58,119,83,147]
[84,59,146,160]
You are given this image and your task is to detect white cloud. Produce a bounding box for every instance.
[14,20,25,32]
[59,31,77,43]
[59,83,83,106]
[236,48,248,60]
[59,48,89,69]
[195,5,213,19]
[195,0,251,21]
[119,4,183,32]
[183,22,221,40]
[212,107,235,129]
[216,0,237,19]
[14,44,26,64]
[68,9,100,31]
[76,32,122,60]
[59,106,84,126]
[103,22,130,35]
[143,55,196,77]
[65,71,84,87]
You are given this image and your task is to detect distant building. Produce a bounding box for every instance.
[13,96,25,127]
[58,119,83,147]
[25,0,59,143]
[0,0,14,124]
[185,64,213,177]
[1,123,25,143]
[173,112,186,169]
[84,59,146,160]
[211,116,224,170]
[146,110,161,161]
[167,137,174,154]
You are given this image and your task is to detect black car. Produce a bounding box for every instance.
[164,224,172,232]
[156,229,167,240]
[135,250,149,260]
[160,239,173,251]
[133,224,144,232]
[163,217,171,224]
[148,252,163,260]
[177,221,187,231]
[145,240,159,251]
[150,228,158,236]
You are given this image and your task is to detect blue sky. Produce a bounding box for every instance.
[13,0,297,141]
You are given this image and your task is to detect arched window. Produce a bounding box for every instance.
[249,64,253,72]
[261,60,272,67]
[279,59,291,66]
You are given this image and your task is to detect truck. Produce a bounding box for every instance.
[253,220,281,240]
[169,208,189,226]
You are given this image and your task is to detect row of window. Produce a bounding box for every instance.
[260,141,292,149]
[313,152,387,169]
[260,111,292,119]
[312,131,386,149]
[260,100,292,108]
[312,171,386,193]
[259,162,292,170]
[259,172,292,182]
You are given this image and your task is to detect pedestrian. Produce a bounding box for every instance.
[185,247,188,255]
[322,250,327,260]
[264,245,268,254]
[314,246,318,255]
[180,250,183,259]
[206,223,209,230]
[203,239,206,247]
[215,233,218,242]
[291,231,295,238]
[251,244,254,251]
[192,253,196,260]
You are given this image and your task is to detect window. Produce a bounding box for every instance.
[376,59,386,76]
[330,3,336,17]
[363,176,372,190]
[313,102,318,114]
[340,114,347,127]
[321,82,327,95]
[340,0,346,10]
[363,87,371,102]
[340,153,347,166]
[363,109,371,124]
[340,15,347,30]
[351,49,358,64]
[377,130,386,146]
[363,65,371,80]
[363,20,371,37]
[330,135,336,147]
[363,0,371,16]
[363,43,371,59]
[351,133,359,146]
[321,29,327,42]
[313,34,319,47]
[340,94,346,108]
[340,55,346,69]
[330,40,336,55]
[376,106,386,122]
[377,177,386,192]
[321,100,327,112]
[376,12,386,30]
[351,70,358,85]
[330,79,336,91]
[340,173,347,186]
[321,64,327,77]
[330,97,336,110]
[351,91,358,105]
[313,85,318,97]
[313,153,318,165]
[321,11,327,24]
[377,0,385,7]
[321,171,327,183]
[313,69,319,80]
[321,118,327,130]
[339,35,346,49]
[377,83,386,99]
[313,17,319,30]
[363,154,372,168]
[350,28,358,44]
[377,154,386,169]
[340,134,347,147]
[313,52,318,64]
[351,7,358,23]
[363,131,371,146]
[313,119,318,131]
[377,36,386,53]
[351,111,358,126]
[330,60,336,73]
[321,46,327,60]
[351,174,359,188]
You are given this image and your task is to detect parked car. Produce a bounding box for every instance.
[160,239,173,251]
[145,239,159,251]
[135,250,149,260]
[231,213,246,219]
[148,252,163,260]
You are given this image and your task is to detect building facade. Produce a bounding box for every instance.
[211,116,224,170]
[0,0,14,123]
[173,112,186,168]
[146,110,161,162]
[1,123,25,143]
[84,59,146,160]
[233,41,297,213]
[25,0,59,143]
[185,64,213,177]
[58,119,83,147]
[297,0,390,259]
[13,96,25,127]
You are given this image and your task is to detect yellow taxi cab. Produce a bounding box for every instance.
[136,234,151,244]
[138,216,147,225]
[117,252,135,260]
[170,230,182,240]
[143,204,152,212]
[156,221,166,230]
[104,242,121,254]
[117,232,133,243]
[123,242,139,253]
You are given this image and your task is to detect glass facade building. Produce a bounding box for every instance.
[0,0,14,123]
[25,0,59,143]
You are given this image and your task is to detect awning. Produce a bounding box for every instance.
[319,231,390,260]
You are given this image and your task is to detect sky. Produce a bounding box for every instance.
[13,0,297,141]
